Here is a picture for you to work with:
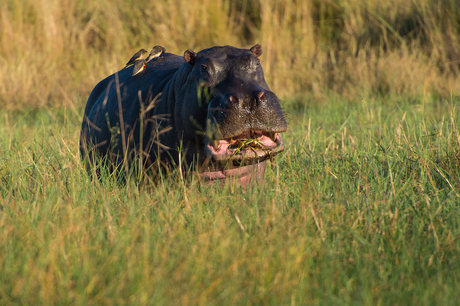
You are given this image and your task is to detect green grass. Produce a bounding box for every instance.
[1,96,460,305]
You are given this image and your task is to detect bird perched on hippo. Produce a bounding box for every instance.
[124,48,147,68]
[80,44,287,186]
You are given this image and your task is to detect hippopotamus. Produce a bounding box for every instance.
[79,44,287,185]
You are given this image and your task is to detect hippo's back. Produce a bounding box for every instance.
[80,52,185,162]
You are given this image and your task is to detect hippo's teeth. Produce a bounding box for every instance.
[270,132,278,142]
[212,140,220,150]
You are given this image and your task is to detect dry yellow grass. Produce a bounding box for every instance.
[0,0,459,110]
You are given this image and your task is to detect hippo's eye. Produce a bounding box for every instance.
[201,64,208,73]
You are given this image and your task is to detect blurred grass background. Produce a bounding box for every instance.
[1,0,459,110]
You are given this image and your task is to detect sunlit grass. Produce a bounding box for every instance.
[1,96,460,304]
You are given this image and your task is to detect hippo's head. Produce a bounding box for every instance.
[175,45,287,185]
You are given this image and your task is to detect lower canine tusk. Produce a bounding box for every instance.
[212,140,220,150]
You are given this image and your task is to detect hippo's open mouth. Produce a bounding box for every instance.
[206,130,284,164]
[200,130,284,183]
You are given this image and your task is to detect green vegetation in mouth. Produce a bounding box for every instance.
[221,137,267,167]
[230,135,268,158]
[233,137,264,150]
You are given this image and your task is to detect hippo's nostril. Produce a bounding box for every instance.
[254,91,267,105]
[229,94,244,109]
[257,91,266,101]
[229,95,239,103]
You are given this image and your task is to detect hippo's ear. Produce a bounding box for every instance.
[250,44,263,57]
[184,49,197,65]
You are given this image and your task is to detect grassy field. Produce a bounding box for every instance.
[2,0,460,304]
[1,95,460,304]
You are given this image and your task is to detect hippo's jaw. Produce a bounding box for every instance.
[200,161,268,186]
[199,130,285,185]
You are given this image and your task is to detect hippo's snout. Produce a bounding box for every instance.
[208,89,287,141]
[226,90,269,111]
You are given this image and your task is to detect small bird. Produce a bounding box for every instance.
[132,59,147,76]
[146,45,166,62]
[124,49,147,68]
